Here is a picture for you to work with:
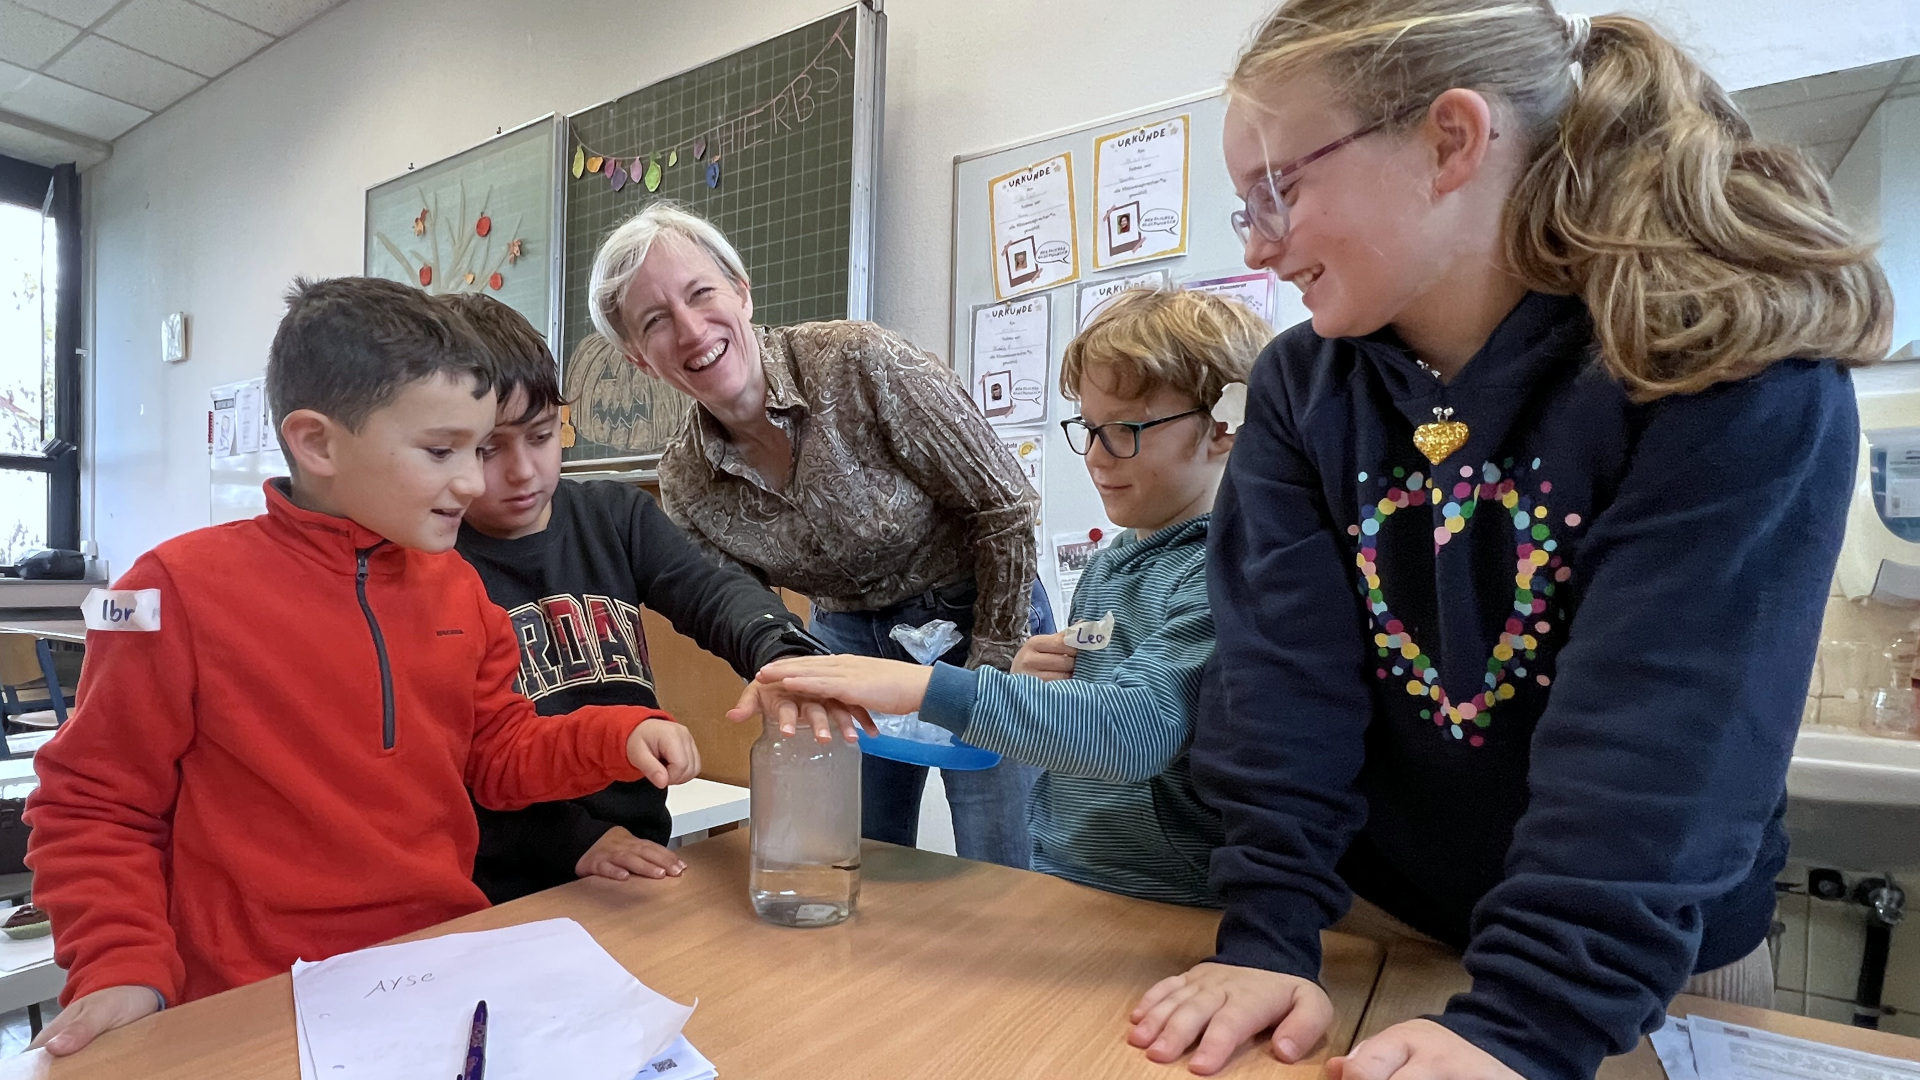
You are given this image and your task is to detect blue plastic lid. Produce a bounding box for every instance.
[856,729,1002,771]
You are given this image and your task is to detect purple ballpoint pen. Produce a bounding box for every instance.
[458,1000,487,1080]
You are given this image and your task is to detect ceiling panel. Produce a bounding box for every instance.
[96,0,272,77]
[190,0,339,37]
[0,70,148,139]
[8,0,118,27]
[0,59,36,98]
[47,34,204,111]
[0,114,105,166]
[0,1,84,69]
[1736,57,1905,113]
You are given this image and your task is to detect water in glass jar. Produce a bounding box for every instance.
[748,715,862,927]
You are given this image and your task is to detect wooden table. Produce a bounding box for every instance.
[1353,937,1920,1076]
[47,830,1386,1079]
[0,622,85,645]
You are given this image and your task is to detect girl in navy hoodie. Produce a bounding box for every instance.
[1127,3,1893,1079]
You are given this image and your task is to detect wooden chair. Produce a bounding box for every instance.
[0,633,71,742]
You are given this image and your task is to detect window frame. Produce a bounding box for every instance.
[0,153,80,555]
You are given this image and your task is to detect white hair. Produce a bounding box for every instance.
[587,201,751,348]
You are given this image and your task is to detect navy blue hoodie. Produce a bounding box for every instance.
[1196,292,1854,1080]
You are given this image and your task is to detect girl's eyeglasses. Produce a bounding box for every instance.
[1061,409,1208,458]
[1229,103,1435,246]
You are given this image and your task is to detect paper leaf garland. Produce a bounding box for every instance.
[572,146,585,178]
[586,155,604,174]
[692,137,707,159]
[667,149,678,167]
[644,157,662,191]
[705,161,721,189]
[610,164,628,191]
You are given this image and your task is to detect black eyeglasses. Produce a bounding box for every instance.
[1229,103,1435,247]
[1061,409,1208,458]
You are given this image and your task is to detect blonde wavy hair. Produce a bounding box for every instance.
[1230,0,1893,400]
[1061,287,1269,409]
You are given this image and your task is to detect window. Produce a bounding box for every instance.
[0,155,79,567]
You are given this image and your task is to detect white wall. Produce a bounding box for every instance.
[80,0,1920,573]
[1874,96,1920,357]
[1833,93,1920,357]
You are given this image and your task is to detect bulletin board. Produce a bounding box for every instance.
[950,90,1309,624]
[560,3,886,467]
[364,116,565,350]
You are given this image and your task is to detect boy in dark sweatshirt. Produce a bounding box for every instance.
[25,278,697,1056]
[443,294,842,901]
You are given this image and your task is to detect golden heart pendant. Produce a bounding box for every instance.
[1413,407,1469,465]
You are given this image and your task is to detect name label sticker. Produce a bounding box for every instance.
[83,589,161,632]
[1064,611,1115,651]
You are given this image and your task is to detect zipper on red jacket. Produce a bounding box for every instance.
[355,544,396,750]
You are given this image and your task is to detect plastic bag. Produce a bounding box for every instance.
[867,619,966,745]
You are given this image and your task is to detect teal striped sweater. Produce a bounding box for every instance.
[921,514,1223,906]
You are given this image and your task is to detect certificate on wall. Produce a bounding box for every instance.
[1092,115,1190,269]
[1076,268,1170,330]
[970,294,1052,428]
[1000,433,1044,486]
[1183,270,1280,329]
[989,154,1081,299]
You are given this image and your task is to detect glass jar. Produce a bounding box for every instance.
[748,715,861,927]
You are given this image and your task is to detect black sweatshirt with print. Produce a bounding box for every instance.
[455,478,810,902]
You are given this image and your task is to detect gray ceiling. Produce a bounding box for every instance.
[0,0,347,167]
[1736,54,1920,175]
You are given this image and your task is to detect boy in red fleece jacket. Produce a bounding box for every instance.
[24,277,700,1056]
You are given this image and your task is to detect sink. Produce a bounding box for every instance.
[1786,729,1920,873]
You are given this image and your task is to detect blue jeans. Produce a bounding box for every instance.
[809,579,1053,869]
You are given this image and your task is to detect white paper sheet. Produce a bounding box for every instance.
[1652,1013,1920,1080]
[970,294,1051,429]
[1076,269,1169,330]
[235,381,263,455]
[989,153,1080,298]
[1651,1017,1699,1080]
[1052,527,1118,615]
[0,1048,49,1080]
[1000,434,1043,485]
[210,384,239,458]
[1183,270,1280,329]
[1092,114,1190,268]
[291,918,692,1080]
[1685,1014,1920,1080]
[633,1035,717,1080]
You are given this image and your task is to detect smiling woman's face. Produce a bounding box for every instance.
[616,232,763,411]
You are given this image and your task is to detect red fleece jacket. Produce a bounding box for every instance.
[25,482,666,1005]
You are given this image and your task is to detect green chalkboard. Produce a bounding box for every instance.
[561,4,884,466]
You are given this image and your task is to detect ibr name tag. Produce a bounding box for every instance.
[83,588,162,632]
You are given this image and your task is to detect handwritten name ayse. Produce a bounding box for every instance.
[364,972,435,997]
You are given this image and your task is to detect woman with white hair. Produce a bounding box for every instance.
[587,202,1049,868]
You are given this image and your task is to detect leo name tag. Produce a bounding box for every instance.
[1064,611,1115,651]
[83,588,162,632]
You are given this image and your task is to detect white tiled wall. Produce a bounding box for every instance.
[1773,866,1920,1034]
